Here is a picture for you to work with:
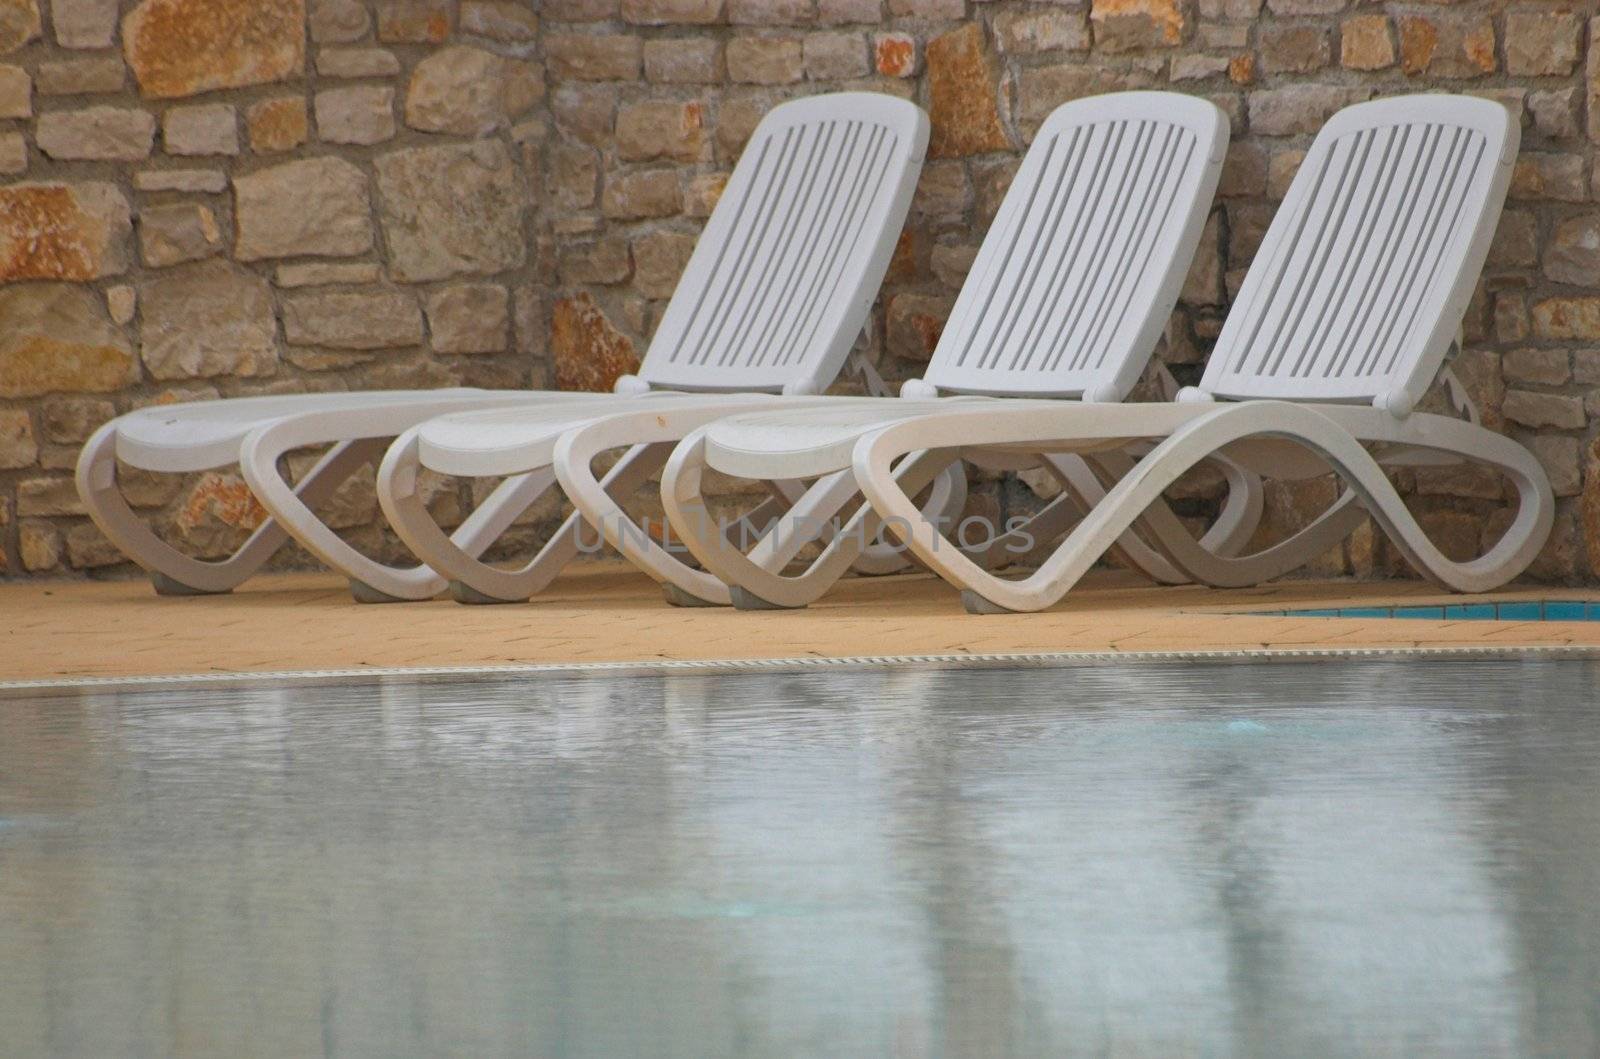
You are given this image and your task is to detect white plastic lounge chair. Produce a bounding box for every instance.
[660,92,1260,610]
[76,93,928,602]
[739,95,1550,614]
[367,91,939,606]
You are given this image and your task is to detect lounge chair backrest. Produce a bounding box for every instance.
[1197,95,1517,415]
[923,92,1228,401]
[635,93,928,396]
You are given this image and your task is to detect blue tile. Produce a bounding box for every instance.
[1496,602,1542,621]
[1258,599,1600,622]
[1394,606,1445,619]
[1543,602,1588,622]
[1445,604,1497,620]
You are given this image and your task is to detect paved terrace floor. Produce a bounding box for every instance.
[4,563,1600,683]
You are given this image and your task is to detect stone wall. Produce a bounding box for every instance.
[2,0,1599,583]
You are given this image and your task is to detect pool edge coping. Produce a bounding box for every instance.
[6,644,1600,697]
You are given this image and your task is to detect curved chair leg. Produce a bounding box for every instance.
[1038,453,1189,584]
[377,429,575,604]
[848,463,967,576]
[1079,448,1372,587]
[661,429,962,610]
[934,450,1265,587]
[379,429,671,604]
[1129,484,1367,588]
[1041,450,1274,585]
[76,421,366,596]
[240,419,451,602]
[554,417,743,606]
[854,402,1554,613]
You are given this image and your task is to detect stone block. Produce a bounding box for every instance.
[643,38,723,82]
[317,84,396,145]
[275,261,383,287]
[404,46,542,136]
[0,408,37,469]
[615,100,707,162]
[0,182,131,281]
[376,0,452,43]
[246,96,308,153]
[1504,11,1581,77]
[601,168,681,219]
[1398,15,1495,79]
[37,106,156,161]
[35,57,127,95]
[1259,24,1329,73]
[53,0,119,49]
[0,130,23,174]
[1511,153,1587,202]
[426,284,510,353]
[0,0,40,53]
[310,0,369,43]
[804,31,867,79]
[551,293,639,392]
[926,23,1008,158]
[134,167,227,193]
[1091,0,1184,51]
[631,231,696,299]
[138,201,223,267]
[106,285,135,323]
[887,293,954,361]
[162,103,237,156]
[550,144,600,208]
[993,8,1087,53]
[545,33,642,80]
[819,0,879,22]
[374,141,527,282]
[461,1,539,43]
[19,521,61,571]
[559,237,631,284]
[140,261,277,379]
[235,156,372,261]
[1533,298,1600,341]
[726,36,804,83]
[1502,348,1568,387]
[1248,85,1366,136]
[317,47,401,78]
[0,63,27,118]
[39,399,114,444]
[283,289,424,349]
[1340,15,1394,70]
[874,33,916,77]
[622,0,722,23]
[0,284,136,397]
[728,0,810,23]
[1504,390,1585,431]
[124,0,306,99]
[1544,213,1600,288]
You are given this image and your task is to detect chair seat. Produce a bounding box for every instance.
[415,392,769,478]
[700,396,1447,481]
[110,390,654,473]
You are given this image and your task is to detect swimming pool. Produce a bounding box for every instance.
[2,660,1597,1056]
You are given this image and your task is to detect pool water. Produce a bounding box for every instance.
[2,661,1598,1057]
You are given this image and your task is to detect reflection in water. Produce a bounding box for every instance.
[1,661,1598,1056]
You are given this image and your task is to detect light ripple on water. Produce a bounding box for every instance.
[0,659,1597,1058]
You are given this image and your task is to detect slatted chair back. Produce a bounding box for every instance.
[922,92,1228,401]
[1197,95,1517,416]
[635,93,928,396]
